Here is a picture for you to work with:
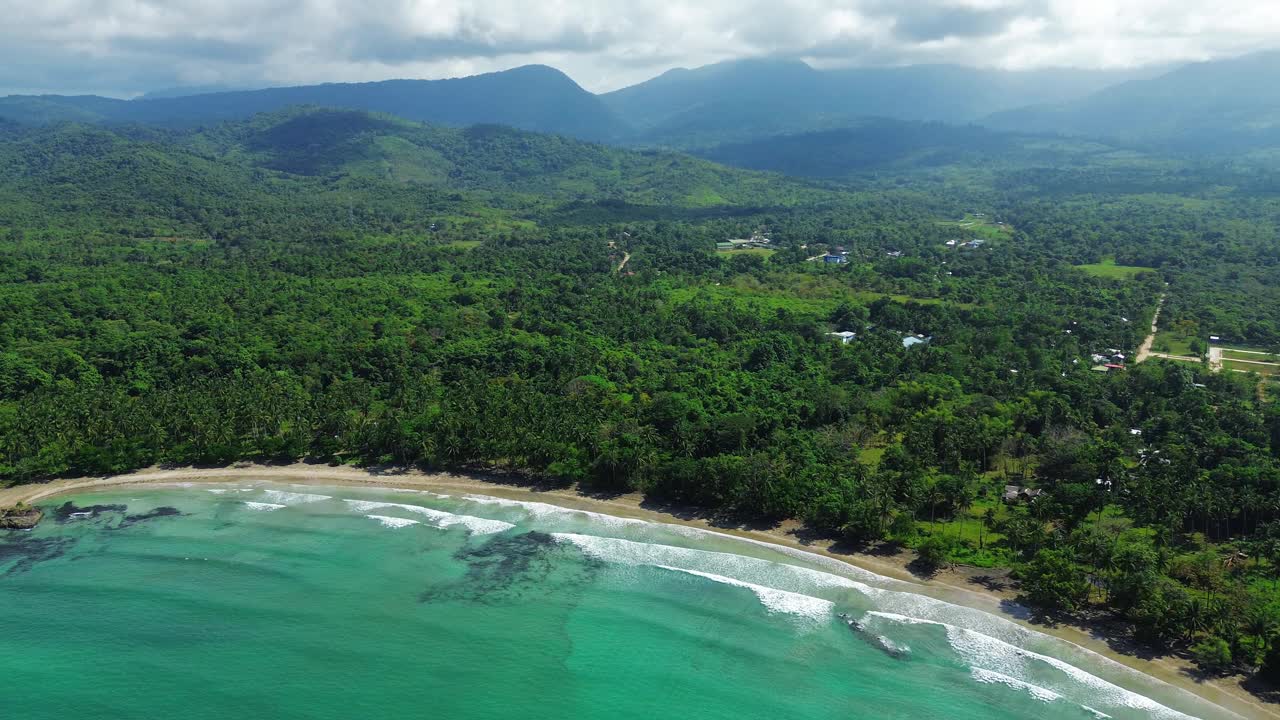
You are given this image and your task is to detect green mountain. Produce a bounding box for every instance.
[687,118,1167,186]
[983,51,1280,152]
[603,58,1145,146]
[0,107,825,237]
[0,66,629,142]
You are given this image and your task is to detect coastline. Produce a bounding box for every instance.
[3,462,1276,720]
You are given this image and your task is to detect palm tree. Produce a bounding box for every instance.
[980,508,996,551]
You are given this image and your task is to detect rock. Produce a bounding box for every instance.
[0,507,43,530]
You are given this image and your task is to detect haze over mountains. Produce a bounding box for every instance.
[2,52,1279,159]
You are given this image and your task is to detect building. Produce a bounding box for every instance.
[1003,486,1044,503]
[902,335,930,349]
[823,253,848,264]
[828,331,858,345]
[886,250,903,258]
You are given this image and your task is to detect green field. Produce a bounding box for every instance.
[716,247,776,258]
[1074,257,1153,280]
[1153,331,1198,357]
[937,213,1014,242]
[1224,359,1280,376]
[1223,348,1277,362]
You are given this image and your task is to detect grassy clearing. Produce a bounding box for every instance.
[937,213,1014,242]
[1225,359,1280,376]
[715,247,776,258]
[858,446,886,466]
[1153,331,1197,356]
[1223,348,1277,362]
[1074,257,1152,280]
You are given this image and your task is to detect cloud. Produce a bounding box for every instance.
[0,0,1277,96]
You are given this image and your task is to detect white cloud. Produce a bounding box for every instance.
[0,0,1277,95]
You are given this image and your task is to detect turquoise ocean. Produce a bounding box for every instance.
[0,482,1241,719]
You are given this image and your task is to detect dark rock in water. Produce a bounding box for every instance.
[0,534,74,575]
[53,502,127,523]
[0,506,43,530]
[118,506,184,529]
[421,531,597,605]
[841,613,911,659]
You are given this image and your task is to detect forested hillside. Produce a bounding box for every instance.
[0,65,628,141]
[3,106,1280,686]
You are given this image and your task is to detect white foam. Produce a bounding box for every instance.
[342,500,514,535]
[657,566,834,622]
[367,515,420,529]
[260,490,332,505]
[243,502,286,512]
[970,667,1063,703]
[862,612,1194,719]
[206,489,229,495]
[876,635,911,656]
[461,494,648,530]
[545,530,1206,720]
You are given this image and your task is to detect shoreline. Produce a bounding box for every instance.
[3,462,1276,720]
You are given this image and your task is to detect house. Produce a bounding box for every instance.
[1003,486,1044,503]
[828,331,858,345]
[823,253,848,264]
[1091,354,1109,363]
[1112,353,1127,363]
[902,335,930,349]
[945,239,958,247]
[1209,335,1222,343]
[715,241,735,251]
[1104,363,1126,372]
[886,250,903,258]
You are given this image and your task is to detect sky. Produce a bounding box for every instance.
[2,0,1279,97]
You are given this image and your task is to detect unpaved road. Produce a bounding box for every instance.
[1135,294,1166,363]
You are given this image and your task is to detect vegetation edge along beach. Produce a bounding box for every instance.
[3,462,1274,720]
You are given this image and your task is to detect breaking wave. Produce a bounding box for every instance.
[242,502,286,512]
[656,565,835,622]
[260,490,332,505]
[343,500,513,535]
[861,612,1193,720]
[366,515,420,529]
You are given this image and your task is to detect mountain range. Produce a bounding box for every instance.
[3,51,1280,156]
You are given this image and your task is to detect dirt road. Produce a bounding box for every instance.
[1135,293,1166,363]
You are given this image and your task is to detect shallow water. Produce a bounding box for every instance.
[0,482,1237,719]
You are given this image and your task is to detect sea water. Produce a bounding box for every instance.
[0,482,1240,719]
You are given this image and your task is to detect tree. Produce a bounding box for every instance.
[1190,636,1233,674]
[1020,549,1089,613]
[916,535,955,571]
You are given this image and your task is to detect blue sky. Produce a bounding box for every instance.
[3,0,1279,96]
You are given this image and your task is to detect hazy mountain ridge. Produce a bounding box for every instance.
[0,65,629,142]
[6,52,1280,154]
[603,58,1152,146]
[983,51,1280,152]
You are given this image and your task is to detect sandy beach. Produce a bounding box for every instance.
[3,462,1277,720]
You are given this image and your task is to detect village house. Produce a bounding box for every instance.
[828,331,858,345]
[1003,485,1044,503]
